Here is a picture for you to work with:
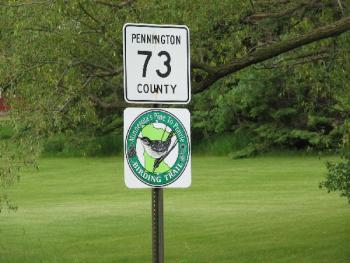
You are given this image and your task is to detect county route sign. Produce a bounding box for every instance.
[124,108,191,188]
[123,23,190,104]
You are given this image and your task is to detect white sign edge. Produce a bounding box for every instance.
[122,23,191,105]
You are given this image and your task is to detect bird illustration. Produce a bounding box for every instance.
[139,130,177,172]
[139,130,174,159]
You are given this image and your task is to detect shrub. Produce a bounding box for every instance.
[320,151,350,203]
[0,124,13,140]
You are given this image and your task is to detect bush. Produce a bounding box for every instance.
[320,151,350,203]
[0,124,13,140]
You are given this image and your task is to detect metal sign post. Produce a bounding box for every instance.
[152,104,164,263]
[152,188,164,263]
[123,23,191,263]
[124,108,191,262]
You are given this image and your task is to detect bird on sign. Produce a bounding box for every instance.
[139,130,178,172]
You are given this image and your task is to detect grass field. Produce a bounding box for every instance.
[0,155,349,263]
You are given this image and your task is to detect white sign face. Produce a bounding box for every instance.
[123,23,190,104]
[124,108,191,188]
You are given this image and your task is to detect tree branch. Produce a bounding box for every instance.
[89,95,125,109]
[95,0,135,9]
[242,2,308,23]
[337,0,344,15]
[73,61,122,78]
[255,52,330,69]
[0,0,54,7]
[78,1,100,24]
[194,16,350,93]
[191,60,217,74]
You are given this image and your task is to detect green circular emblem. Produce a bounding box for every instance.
[125,109,190,187]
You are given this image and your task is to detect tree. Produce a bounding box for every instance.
[1,0,350,209]
[321,148,350,203]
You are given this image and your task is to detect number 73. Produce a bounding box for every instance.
[137,50,171,78]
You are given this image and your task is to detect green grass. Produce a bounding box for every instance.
[0,155,349,262]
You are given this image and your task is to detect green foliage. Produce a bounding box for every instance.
[193,55,350,154]
[43,132,123,157]
[193,131,251,156]
[321,119,350,203]
[321,152,350,203]
[1,0,350,209]
[0,121,13,139]
[229,143,265,159]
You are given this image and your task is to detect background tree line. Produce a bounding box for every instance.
[1,0,350,209]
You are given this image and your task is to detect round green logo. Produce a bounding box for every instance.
[125,109,190,187]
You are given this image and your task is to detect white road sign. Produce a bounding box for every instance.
[124,108,191,188]
[123,23,190,104]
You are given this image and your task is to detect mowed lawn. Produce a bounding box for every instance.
[0,155,349,263]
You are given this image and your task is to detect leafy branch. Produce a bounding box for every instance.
[193,16,350,93]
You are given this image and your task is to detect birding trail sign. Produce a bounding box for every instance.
[124,108,191,188]
[123,23,190,104]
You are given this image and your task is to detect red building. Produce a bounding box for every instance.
[0,97,9,111]
[0,90,10,112]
